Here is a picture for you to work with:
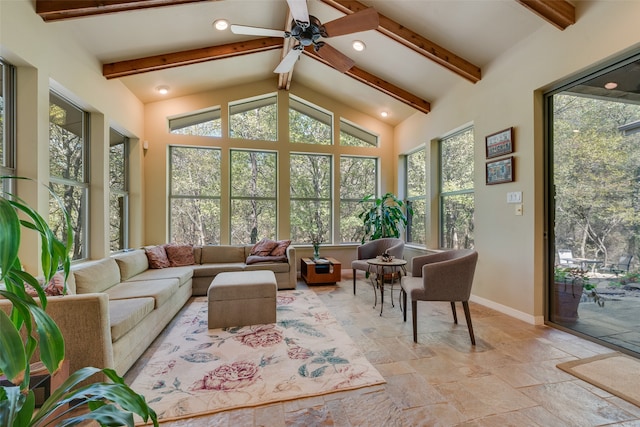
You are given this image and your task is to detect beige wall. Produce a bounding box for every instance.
[142,80,395,245]
[395,1,640,323]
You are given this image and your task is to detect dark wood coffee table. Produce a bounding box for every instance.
[301,257,342,284]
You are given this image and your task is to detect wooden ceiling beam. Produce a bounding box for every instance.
[303,47,431,114]
[516,0,575,30]
[320,0,481,83]
[36,0,212,21]
[102,38,283,79]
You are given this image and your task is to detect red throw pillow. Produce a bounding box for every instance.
[145,245,170,269]
[25,272,67,297]
[250,238,278,256]
[270,239,291,257]
[165,244,195,267]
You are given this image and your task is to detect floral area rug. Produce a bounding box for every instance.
[128,290,386,424]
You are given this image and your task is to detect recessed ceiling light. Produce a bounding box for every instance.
[352,40,366,52]
[380,111,389,118]
[156,86,169,95]
[604,82,618,90]
[213,19,229,31]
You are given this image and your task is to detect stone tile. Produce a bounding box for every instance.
[401,403,467,426]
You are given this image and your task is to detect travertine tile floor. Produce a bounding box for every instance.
[126,276,640,426]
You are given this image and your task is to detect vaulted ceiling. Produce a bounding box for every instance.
[35,0,575,125]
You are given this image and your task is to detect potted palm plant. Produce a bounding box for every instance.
[358,192,412,243]
[0,178,157,426]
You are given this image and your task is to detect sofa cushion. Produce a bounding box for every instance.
[125,266,193,287]
[105,279,179,308]
[112,250,149,280]
[109,298,154,342]
[198,245,246,264]
[73,258,121,294]
[191,263,244,277]
[165,244,195,267]
[246,255,288,265]
[245,261,291,273]
[250,238,278,256]
[144,245,170,269]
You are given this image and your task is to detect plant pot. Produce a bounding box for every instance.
[552,281,584,323]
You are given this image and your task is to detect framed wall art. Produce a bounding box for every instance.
[485,127,514,158]
[486,156,514,185]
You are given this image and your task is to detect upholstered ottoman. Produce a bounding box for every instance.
[207,271,277,329]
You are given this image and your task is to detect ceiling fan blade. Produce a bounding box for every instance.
[286,0,309,24]
[323,7,379,37]
[230,25,285,38]
[274,48,303,73]
[316,43,355,73]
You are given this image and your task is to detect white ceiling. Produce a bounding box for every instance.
[46,0,548,125]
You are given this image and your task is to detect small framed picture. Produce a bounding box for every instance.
[485,127,514,158]
[486,156,514,185]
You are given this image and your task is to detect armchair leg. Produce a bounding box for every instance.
[462,301,476,346]
[352,269,356,294]
[402,290,407,322]
[450,301,458,324]
[412,300,418,342]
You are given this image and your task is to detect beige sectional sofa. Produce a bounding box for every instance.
[1,244,296,378]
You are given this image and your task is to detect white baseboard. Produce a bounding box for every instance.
[470,294,545,325]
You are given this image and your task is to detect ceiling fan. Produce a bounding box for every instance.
[230,0,379,74]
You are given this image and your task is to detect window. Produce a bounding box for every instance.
[289,97,332,145]
[439,127,474,249]
[49,92,89,260]
[230,150,277,244]
[169,146,221,245]
[0,60,16,194]
[229,94,277,141]
[290,153,331,243]
[405,148,427,245]
[340,119,378,147]
[340,156,377,243]
[109,129,128,252]
[169,107,221,137]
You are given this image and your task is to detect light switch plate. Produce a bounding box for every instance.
[507,191,522,204]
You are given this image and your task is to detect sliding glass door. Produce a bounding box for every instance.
[546,53,640,356]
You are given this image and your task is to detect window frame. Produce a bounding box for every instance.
[405,146,427,246]
[339,155,378,243]
[0,59,16,195]
[109,129,129,252]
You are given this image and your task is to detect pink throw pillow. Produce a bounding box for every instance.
[250,238,278,256]
[165,244,195,267]
[270,240,291,257]
[145,245,170,269]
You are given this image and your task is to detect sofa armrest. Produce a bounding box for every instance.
[37,293,114,376]
[287,245,297,284]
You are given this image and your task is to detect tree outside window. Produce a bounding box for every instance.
[440,127,475,249]
[340,156,377,243]
[230,95,277,141]
[169,146,221,245]
[290,153,331,244]
[49,92,88,260]
[230,150,277,244]
[406,148,427,245]
[289,97,332,145]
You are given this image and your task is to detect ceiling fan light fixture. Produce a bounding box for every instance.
[156,85,170,95]
[352,40,366,51]
[213,19,229,31]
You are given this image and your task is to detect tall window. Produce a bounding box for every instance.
[0,60,16,194]
[289,97,332,145]
[230,150,277,244]
[49,92,89,260]
[169,146,221,244]
[440,127,475,249]
[340,156,377,243]
[406,148,427,245]
[290,153,331,244]
[169,107,221,137]
[109,129,128,252]
[340,119,378,147]
[229,94,277,141]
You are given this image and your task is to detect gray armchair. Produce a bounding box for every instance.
[400,249,478,344]
[351,238,405,294]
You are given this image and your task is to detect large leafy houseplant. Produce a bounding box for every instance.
[0,178,157,426]
[358,192,412,243]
